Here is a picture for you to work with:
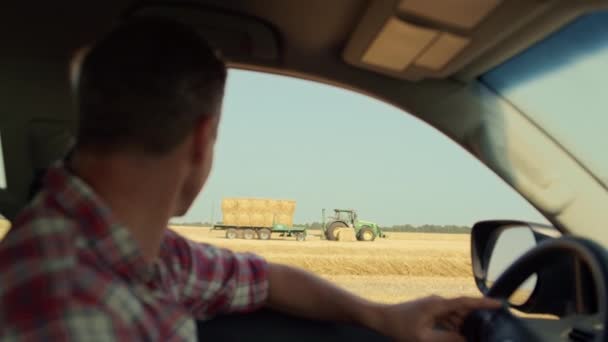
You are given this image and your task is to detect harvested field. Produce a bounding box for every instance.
[0,220,482,303]
[172,226,480,303]
[0,220,546,312]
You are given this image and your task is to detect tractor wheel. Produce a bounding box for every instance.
[225,228,238,240]
[258,228,271,240]
[326,221,347,241]
[295,232,306,242]
[358,226,376,242]
[243,229,256,240]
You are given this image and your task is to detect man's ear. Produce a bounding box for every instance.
[190,115,219,162]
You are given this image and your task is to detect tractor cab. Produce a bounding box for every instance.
[332,209,357,227]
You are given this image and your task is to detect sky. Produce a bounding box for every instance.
[177,69,548,227]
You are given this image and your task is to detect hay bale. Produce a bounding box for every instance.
[252,199,266,212]
[238,199,253,211]
[222,199,237,211]
[337,228,356,242]
[279,200,296,214]
[236,212,251,226]
[267,200,280,212]
[223,212,237,225]
[277,214,292,226]
[263,213,274,227]
[251,213,265,226]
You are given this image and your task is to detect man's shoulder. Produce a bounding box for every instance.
[0,193,100,335]
[0,191,80,292]
[2,192,78,250]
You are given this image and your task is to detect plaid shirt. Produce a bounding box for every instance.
[0,164,269,341]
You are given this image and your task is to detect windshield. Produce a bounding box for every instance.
[481,11,608,187]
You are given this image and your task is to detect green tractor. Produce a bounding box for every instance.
[323,209,385,241]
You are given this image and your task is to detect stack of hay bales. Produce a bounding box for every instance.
[221,198,296,228]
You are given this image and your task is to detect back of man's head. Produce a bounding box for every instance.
[77,17,226,155]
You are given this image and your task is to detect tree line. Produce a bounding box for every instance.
[171,221,472,234]
[292,222,471,234]
[381,224,471,234]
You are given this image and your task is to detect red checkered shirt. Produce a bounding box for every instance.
[0,164,269,340]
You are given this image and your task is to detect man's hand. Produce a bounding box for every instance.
[373,295,501,342]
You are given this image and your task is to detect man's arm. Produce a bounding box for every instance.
[163,229,269,319]
[165,231,498,340]
[267,263,384,328]
[267,263,501,341]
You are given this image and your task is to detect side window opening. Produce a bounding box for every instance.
[0,131,6,190]
[124,69,548,302]
[0,216,9,239]
[0,131,11,239]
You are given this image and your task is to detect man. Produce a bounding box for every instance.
[0,17,498,341]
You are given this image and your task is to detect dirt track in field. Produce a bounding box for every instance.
[172,226,481,303]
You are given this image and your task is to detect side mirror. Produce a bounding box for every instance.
[471,220,560,306]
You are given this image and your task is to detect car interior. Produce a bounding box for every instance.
[2,1,608,341]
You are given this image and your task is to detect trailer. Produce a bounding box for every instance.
[212,198,306,241]
[213,223,307,241]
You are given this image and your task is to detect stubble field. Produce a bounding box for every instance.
[171,226,480,303]
[0,221,481,303]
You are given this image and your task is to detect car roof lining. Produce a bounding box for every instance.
[0,0,607,223]
[129,1,608,82]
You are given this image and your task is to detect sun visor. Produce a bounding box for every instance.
[361,18,438,72]
[360,18,471,73]
[343,1,551,81]
[398,0,501,30]
[414,32,470,70]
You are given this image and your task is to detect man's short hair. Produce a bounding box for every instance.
[76,17,226,155]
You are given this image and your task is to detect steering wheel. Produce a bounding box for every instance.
[462,237,608,341]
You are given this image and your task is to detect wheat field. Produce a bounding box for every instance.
[172,226,480,303]
[0,220,481,303]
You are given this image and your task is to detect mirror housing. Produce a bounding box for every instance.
[471,220,575,316]
[471,220,559,293]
